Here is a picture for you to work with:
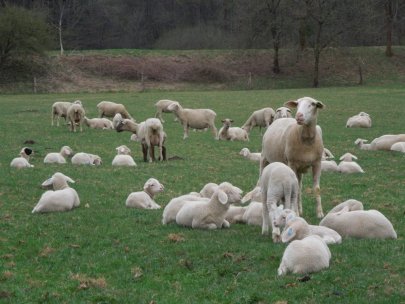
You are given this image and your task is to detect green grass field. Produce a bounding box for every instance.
[1,86,404,303]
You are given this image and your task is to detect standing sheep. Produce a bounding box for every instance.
[125,178,164,209]
[44,146,73,164]
[167,101,218,140]
[346,112,371,128]
[218,118,249,141]
[67,102,86,132]
[355,134,405,150]
[97,101,133,119]
[51,100,82,126]
[242,107,275,134]
[112,145,137,167]
[32,172,80,213]
[154,99,178,123]
[10,147,34,168]
[274,107,292,120]
[261,97,325,218]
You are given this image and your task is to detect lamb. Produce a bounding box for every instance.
[10,147,34,168]
[199,182,219,198]
[44,146,73,164]
[239,148,261,162]
[242,202,263,226]
[167,101,218,139]
[274,107,292,120]
[355,134,405,150]
[218,119,249,141]
[83,117,114,129]
[261,97,325,218]
[162,194,210,225]
[346,112,371,128]
[225,206,247,224]
[51,100,82,126]
[242,107,275,134]
[277,235,331,276]
[339,152,357,162]
[337,152,364,173]
[319,200,397,239]
[175,182,243,229]
[322,147,335,160]
[321,160,338,172]
[154,99,178,123]
[390,142,405,152]
[259,162,299,242]
[125,178,164,209]
[241,186,262,204]
[111,145,137,167]
[71,152,102,165]
[112,113,124,130]
[32,172,80,213]
[97,101,132,119]
[67,102,85,132]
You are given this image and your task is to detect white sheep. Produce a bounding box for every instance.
[44,146,73,164]
[239,148,261,162]
[277,235,331,276]
[390,142,405,152]
[32,172,80,213]
[218,118,249,141]
[321,160,339,172]
[71,152,102,165]
[346,112,371,128]
[175,182,243,229]
[51,100,82,126]
[274,107,292,120]
[112,145,137,167]
[241,186,262,204]
[259,162,299,242]
[83,117,113,129]
[112,113,124,130]
[319,200,397,239]
[339,152,357,162]
[322,147,335,160]
[167,101,218,139]
[355,134,405,150]
[154,99,178,123]
[97,101,132,119]
[242,202,263,226]
[162,194,209,225]
[225,206,247,224]
[261,97,325,218]
[199,182,219,198]
[125,178,164,209]
[242,107,275,134]
[337,152,364,173]
[67,102,85,132]
[10,147,34,168]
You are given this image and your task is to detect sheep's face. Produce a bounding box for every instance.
[218,182,242,204]
[144,178,164,194]
[93,156,102,165]
[41,172,75,190]
[273,209,296,228]
[167,102,180,112]
[239,148,249,157]
[116,145,131,155]
[61,146,73,157]
[275,107,292,119]
[221,119,233,128]
[285,97,324,126]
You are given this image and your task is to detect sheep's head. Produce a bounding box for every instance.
[218,182,243,205]
[41,172,75,190]
[199,182,219,198]
[92,155,102,165]
[167,101,181,112]
[221,118,233,129]
[116,119,138,133]
[20,147,33,159]
[274,208,296,228]
[275,107,292,119]
[144,178,164,196]
[354,138,368,146]
[339,152,357,162]
[60,146,73,158]
[116,145,131,155]
[285,97,324,126]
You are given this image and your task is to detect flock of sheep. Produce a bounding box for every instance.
[10,96,401,276]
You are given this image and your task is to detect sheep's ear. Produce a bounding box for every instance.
[41,177,54,187]
[217,190,228,205]
[230,119,234,123]
[63,174,75,184]
[24,148,33,155]
[352,154,358,160]
[339,154,345,161]
[221,119,225,123]
[284,100,298,108]
[281,227,296,243]
[315,100,325,109]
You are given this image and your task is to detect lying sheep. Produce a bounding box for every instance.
[125,178,164,209]
[225,206,247,224]
[346,112,371,128]
[84,117,114,129]
[44,146,73,164]
[239,148,261,162]
[155,99,178,123]
[242,202,263,226]
[274,107,292,120]
[97,101,132,119]
[277,235,331,276]
[112,145,137,167]
[51,100,82,126]
[390,142,405,152]
[321,160,339,172]
[71,152,102,165]
[32,172,80,213]
[162,194,209,225]
[260,162,299,242]
[242,107,275,134]
[167,101,218,139]
[339,152,357,162]
[355,134,405,150]
[175,182,243,229]
[218,119,249,141]
[337,153,364,173]
[67,102,85,132]
[199,182,219,198]
[319,200,397,239]
[10,147,34,168]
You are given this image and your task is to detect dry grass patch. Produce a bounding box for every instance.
[70,273,107,290]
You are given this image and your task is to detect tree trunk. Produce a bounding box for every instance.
[273,44,280,74]
[313,47,320,88]
[385,0,394,57]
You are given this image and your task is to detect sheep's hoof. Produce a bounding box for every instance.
[272,233,281,243]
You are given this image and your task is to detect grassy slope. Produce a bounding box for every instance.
[0,86,404,303]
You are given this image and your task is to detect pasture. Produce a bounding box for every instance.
[1,86,404,303]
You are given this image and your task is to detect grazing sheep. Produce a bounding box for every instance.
[319,200,397,239]
[390,142,405,152]
[175,182,243,229]
[51,100,82,126]
[112,145,137,167]
[97,101,132,119]
[277,235,331,276]
[259,162,299,242]
[44,146,73,164]
[261,97,325,218]
[274,107,292,120]
[218,119,249,141]
[84,117,113,129]
[346,112,371,128]
[167,101,218,139]
[67,102,85,132]
[112,113,124,130]
[162,194,209,225]
[32,172,80,213]
[125,178,164,209]
[355,134,405,150]
[71,152,102,166]
[10,147,34,168]
[239,148,261,162]
[242,107,275,134]
[155,99,178,123]
[242,202,263,226]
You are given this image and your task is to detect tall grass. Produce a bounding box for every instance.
[0,86,404,303]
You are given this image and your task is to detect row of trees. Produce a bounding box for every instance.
[1,0,405,87]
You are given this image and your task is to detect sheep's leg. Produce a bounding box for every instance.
[142,144,148,162]
[148,144,154,162]
[183,124,189,139]
[161,146,167,161]
[159,134,164,161]
[210,125,218,139]
[312,162,324,218]
[267,197,281,242]
[261,190,270,235]
[297,173,303,216]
